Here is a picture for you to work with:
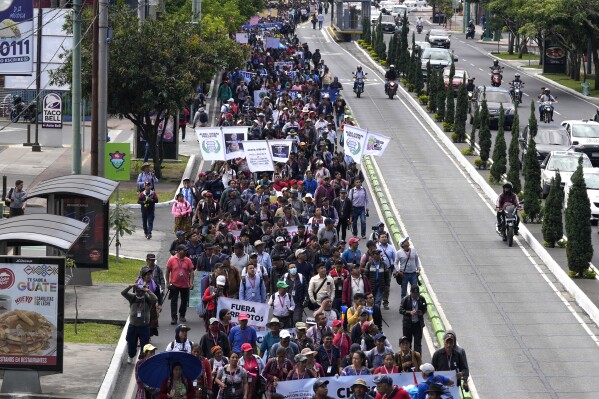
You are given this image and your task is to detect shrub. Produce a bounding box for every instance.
[541,173,564,248]
[461,147,474,156]
[418,95,429,105]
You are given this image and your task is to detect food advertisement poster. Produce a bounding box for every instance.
[543,40,566,74]
[0,0,34,75]
[0,256,64,372]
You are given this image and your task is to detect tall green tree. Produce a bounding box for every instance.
[444,63,456,125]
[454,82,468,142]
[478,99,492,165]
[398,12,410,76]
[506,109,522,194]
[436,71,446,119]
[490,105,508,182]
[362,18,372,44]
[542,173,564,247]
[523,134,543,222]
[50,5,247,177]
[428,69,438,113]
[528,100,538,138]
[426,62,433,96]
[414,56,425,95]
[387,33,397,64]
[469,107,480,153]
[565,159,593,275]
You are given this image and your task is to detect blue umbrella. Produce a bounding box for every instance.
[138,351,203,390]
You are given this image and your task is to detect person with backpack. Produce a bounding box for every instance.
[122,282,157,364]
[178,107,190,142]
[202,275,227,329]
[165,324,194,353]
[269,281,295,328]
[193,107,209,128]
[194,192,220,236]
[199,317,231,358]
[284,263,308,325]
[5,179,26,217]
[263,346,295,399]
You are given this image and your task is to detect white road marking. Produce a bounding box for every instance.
[478,67,484,71]
[462,59,467,62]
[470,63,475,67]
[554,111,561,115]
[523,92,529,96]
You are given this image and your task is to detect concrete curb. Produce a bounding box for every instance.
[96,317,130,399]
[111,154,196,210]
[354,42,599,329]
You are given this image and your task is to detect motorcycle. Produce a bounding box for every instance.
[466,26,475,39]
[387,81,397,99]
[510,81,523,107]
[490,67,503,87]
[496,203,518,247]
[539,100,556,123]
[352,72,367,98]
[416,24,423,34]
[9,96,37,123]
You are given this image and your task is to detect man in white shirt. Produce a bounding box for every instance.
[309,264,335,307]
[269,281,296,328]
[377,232,396,310]
[230,242,249,273]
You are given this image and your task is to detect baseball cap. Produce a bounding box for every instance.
[295,322,307,330]
[411,285,420,293]
[238,312,249,321]
[176,230,185,237]
[313,380,329,391]
[420,363,435,375]
[295,248,306,257]
[280,330,291,339]
[178,324,191,331]
[146,253,156,260]
[254,240,264,247]
[241,343,253,352]
[209,317,219,325]
[306,317,316,325]
[143,343,157,353]
[374,333,386,341]
[348,237,359,245]
[276,236,286,243]
[331,320,343,327]
[216,275,226,286]
[373,375,393,385]
[276,281,289,289]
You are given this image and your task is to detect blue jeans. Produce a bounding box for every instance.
[126,324,150,359]
[374,285,384,307]
[336,112,344,127]
[352,206,366,236]
[141,209,155,236]
[401,272,418,298]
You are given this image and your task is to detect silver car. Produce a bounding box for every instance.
[540,150,592,198]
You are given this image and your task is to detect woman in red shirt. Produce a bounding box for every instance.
[373,353,399,374]
[238,343,264,398]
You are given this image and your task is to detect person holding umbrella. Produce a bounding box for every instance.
[135,344,158,399]
[158,362,194,399]
[215,352,248,399]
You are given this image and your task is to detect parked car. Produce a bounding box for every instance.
[519,125,571,166]
[561,120,599,166]
[443,67,469,93]
[563,168,599,220]
[540,150,592,198]
[420,48,457,79]
[425,29,451,48]
[469,86,515,130]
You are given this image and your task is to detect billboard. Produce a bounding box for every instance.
[42,93,62,128]
[56,196,108,269]
[0,0,34,75]
[543,41,567,74]
[0,256,64,372]
[105,142,131,181]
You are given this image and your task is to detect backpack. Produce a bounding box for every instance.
[4,188,13,207]
[168,340,194,353]
[199,111,208,123]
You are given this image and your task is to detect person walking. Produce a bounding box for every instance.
[121,282,157,364]
[165,244,195,325]
[172,193,193,234]
[399,286,427,354]
[5,179,26,217]
[394,237,421,299]
[348,179,369,239]
[333,188,352,241]
[377,233,396,310]
[179,107,190,142]
[138,182,158,239]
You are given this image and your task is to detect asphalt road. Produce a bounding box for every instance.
[312,17,599,399]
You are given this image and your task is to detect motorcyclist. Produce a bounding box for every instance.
[465,77,476,93]
[490,59,503,76]
[495,182,520,236]
[353,65,366,92]
[538,89,557,121]
[509,73,524,103]
[384,65,398,94]
[416,17,423,28]
[467,19,475,30]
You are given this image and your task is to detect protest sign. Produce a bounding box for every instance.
[343,125,368,164]
[217,297,269,327]
[239,70,255,83]
[268,139,294,163]
[265,37,280,49]
[364,131,391,157]
[222,126,249,161]
[254,89,269,105]
[196,127,226,161]
[274,61,294,70]
[276,371,460,399]
[243,140,274,172]
[235,33,249,44]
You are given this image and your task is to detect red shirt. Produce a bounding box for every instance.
[373,365,399,374]
[166,255,194,288]
[375,386,411,399]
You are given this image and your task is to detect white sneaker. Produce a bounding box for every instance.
[127,357,133,364]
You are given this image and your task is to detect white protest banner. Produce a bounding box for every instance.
[217,297,269,327]
[265,37,280,49]
[268,139,294,163]
[254,89,268,106]
[274,61,294,70]
[196,128,226,161]
[235,33,249,44]
[276,372,460,399]
[343,125,368,164]
[243,140,275,172]
[222,126,249,161]
[239,70,255,83]
[364,131,391,157]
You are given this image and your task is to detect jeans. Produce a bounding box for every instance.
[143,142,150,163]
[401,272,418,298]
[335,113,344,127]
[292,304,305,325]
[126,324,150,359]
[382,269,392,306]
[169,286,190,320]
[374,285,384,307]
[141,209,155,236]
[352,206,367,236]
[318,21,323,29]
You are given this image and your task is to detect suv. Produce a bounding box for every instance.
[561,120,599,166]
[420,48,457,79]
[540,150,592,197]
[425,29,451,48]
[469,86,515,130]
[380,14,398,33]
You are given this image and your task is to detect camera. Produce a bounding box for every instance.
[137,284,145,290]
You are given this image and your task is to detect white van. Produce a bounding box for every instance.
[391,5,409,19]
[404,0,428,11]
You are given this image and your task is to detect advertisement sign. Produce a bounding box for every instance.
[57,196,108,269]
[104,142,131,181]
[216,297,269,327]
[343,125,368,164]
[196,127,226,161]
[543,40,567,74]
[276,371,460,399]
[0,0,34,75]
[41,93,62,128]
[0,256,64,372]
[243,140,274,172]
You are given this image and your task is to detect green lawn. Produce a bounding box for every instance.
[493,51,539,63]
[92,255,144,284]
[541,73,599,98]
[64,322,122,344]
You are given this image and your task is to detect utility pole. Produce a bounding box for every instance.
[32,1,42,152]
[91,0,99,175]
[98,0,108,176]
[72,0,82,174]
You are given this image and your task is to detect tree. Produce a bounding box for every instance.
[454,82,468,142]
[428,69,438,113]
[507,109,522,194]
[363,18,372,44]
[109,202,136,262]
[398,12,410,76]
[436,71,446,119]
[444,63,456,125]
[414,57,425,95]
[565,159,593,275]
[528,100,538,138]
[387,32,397,64]
[542,173,564,247]
[523,134,543,222]
[51,5,247,177]
[478,98,492,165]
[426,62,433,96]
[469,107,480,153]
[490,105,508,182]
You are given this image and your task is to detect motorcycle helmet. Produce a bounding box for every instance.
[390,64,395,69]
[514,73,520,78]
[503,182,513,190]
[493,60,499,66]
[544,89,550,94]
[467,77,475,82]
[357,65,362,71]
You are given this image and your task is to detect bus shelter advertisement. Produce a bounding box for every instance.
[0,256,64,372]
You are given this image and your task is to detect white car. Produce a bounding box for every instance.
[391,5,409,19]
[561,120,599,166]
[404,0,428,10]
[563,168,599,220]
[540,150,592,198]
